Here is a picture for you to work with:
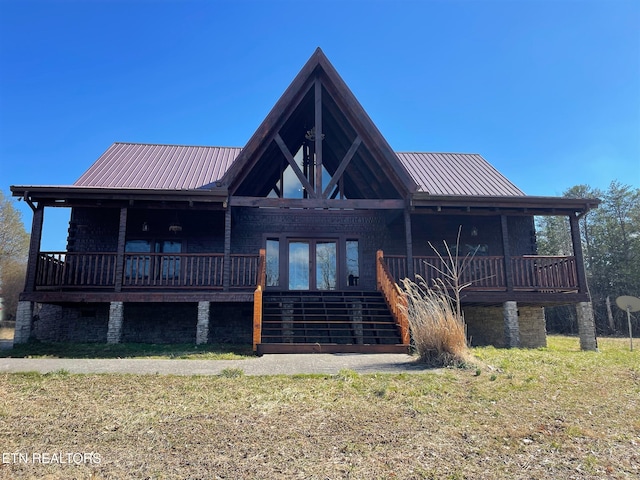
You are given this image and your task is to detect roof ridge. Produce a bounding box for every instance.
[113,141,243,150]
[396,151,481,155]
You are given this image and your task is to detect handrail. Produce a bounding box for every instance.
[376,250,410,345]
[253,248,266,352]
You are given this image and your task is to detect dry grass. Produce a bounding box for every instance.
[0,327,14,341]
[1,341,253,360]
[401,277,471,367]
[0,336,638,479]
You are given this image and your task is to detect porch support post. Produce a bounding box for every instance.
[503,301,520,348]
[196,301,210,345]
[500,215,514,291]
[107,301,124,344]
[404,207,414,279]
[114,207,128,292]
[24,205,44,293]
[569,214,588,294]
[223,206,231,291]
[13,301,34,344]
[576,301,598,351]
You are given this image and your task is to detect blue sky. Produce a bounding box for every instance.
[1,0,639,251]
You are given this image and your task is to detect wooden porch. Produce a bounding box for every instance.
[28,249,587,352]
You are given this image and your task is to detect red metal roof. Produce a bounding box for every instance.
[396,152,525,196]
[74,143,524,197]
[74,143,241,190]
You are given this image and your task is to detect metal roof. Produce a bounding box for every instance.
[396,152,525,196]
[74,143,241,190]
[74,143,524,197]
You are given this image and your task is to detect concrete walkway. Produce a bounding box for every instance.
[0,352,429,376]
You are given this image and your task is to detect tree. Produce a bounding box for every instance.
[0,190,30,321]
[537,182,640,335]
[587,182,640,333]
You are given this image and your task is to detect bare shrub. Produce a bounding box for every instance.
[401,276,471,366]
[1,259,26,322]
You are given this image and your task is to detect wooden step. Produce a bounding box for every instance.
[257,343,410,354]
[258,290,405,349]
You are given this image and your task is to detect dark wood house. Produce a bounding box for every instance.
[11,49,600,353]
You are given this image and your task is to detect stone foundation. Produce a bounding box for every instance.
[464,305,546,348]
[208,303,253,344]
[14,301,34,344]
[107,302,124,344]
[23,301,253,345]
[576,301,598,351]
[503,301,520,348]
[32,303,109,343]
[519,306,547,348]
[196,301,210,345]
[122,303,197,344]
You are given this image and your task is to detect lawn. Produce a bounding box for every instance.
[0,336,638,479]
[1,341,253,360]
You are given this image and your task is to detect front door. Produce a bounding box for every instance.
[288,239,337,290]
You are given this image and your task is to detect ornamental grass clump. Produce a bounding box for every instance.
[401,277,471,367]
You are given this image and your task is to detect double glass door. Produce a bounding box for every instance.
[265,237,359,291]
[288,240,337,290]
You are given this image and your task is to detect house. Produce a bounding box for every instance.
[11,48,600,353]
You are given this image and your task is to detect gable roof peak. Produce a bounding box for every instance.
[222,49,418,196]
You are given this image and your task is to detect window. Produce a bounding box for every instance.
[125,240,182,280]
[346,240,359,286]
[266,239,280,287]
[288,241,310,290]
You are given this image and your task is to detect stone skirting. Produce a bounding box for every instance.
[464,305,546,348]
[22,301,253,345]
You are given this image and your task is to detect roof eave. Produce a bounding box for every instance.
[411,192,601,215]
[10,185,229,205]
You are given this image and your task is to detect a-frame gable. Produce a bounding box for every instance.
[222,48,417,207]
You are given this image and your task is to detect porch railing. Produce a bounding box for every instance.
[384,255,579,292]
[36,252,118,288]
[512,256,578,291]
[35,252,261,290]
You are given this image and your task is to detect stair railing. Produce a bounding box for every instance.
[253,248,267,352]
[376,250,410,345]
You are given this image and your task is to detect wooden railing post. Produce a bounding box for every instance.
[253,286,263,352]
[253,248,266,352]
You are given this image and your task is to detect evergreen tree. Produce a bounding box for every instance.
[538,182,640,335]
